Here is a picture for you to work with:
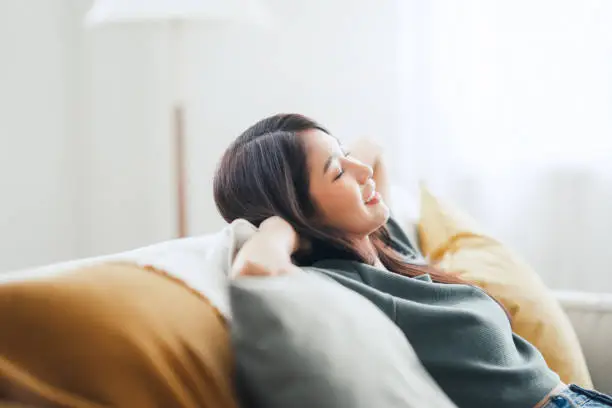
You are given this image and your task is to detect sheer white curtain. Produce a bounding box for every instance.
[396,0,612,292]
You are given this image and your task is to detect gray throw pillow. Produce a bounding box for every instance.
[230,270,457,408]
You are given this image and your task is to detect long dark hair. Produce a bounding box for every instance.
[213,113,465,285]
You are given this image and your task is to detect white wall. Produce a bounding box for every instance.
[183,0,401,236]
[79,0,402,255]
[0,0,402,267]
[81,22,176,257]
[0,0,80,271]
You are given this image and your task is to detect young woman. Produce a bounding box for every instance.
[214,113,612,408]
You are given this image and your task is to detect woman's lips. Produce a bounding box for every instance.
[365,191,381,205]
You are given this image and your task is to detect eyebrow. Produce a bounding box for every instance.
[323,142,347,174]
[323,155,334,174]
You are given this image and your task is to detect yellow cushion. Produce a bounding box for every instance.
[418,185,593,387]
[0,263,238,408]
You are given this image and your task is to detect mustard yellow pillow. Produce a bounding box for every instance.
[0,263,238,408]
[417,184,593,387]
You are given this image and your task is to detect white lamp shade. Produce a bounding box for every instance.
[85,0,270,26]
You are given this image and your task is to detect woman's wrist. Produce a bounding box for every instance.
[231,217,299,278]
[258,216,300,255]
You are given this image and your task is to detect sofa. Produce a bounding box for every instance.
[554,290,612,393]
[2,185,612,398]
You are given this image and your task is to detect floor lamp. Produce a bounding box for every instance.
[85,0,269,238]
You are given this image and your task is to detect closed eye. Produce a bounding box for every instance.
[324,150,351,180]
[332,152,351,181]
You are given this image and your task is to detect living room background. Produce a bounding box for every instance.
[2,0,612,296]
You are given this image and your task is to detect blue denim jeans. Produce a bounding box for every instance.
[542,385,612,407]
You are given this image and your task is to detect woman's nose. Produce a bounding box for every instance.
[345,158,373,184]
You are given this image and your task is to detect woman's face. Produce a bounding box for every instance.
[303,129,389,238]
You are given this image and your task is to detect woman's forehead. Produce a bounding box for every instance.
[301,129,342,161]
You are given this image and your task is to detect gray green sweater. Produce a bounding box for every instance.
[305,217,559,408]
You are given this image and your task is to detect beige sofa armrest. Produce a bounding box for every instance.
[554,290,612,394]
[554,290,612,313]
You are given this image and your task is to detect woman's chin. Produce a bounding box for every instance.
[364,200,390,226]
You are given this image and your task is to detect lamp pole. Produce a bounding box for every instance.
[170,21,188,237]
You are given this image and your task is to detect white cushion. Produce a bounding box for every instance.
[0,219,258,318]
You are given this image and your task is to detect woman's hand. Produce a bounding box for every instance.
[348,138,383,168]
[259,216,300,252]
[231,216,303,278]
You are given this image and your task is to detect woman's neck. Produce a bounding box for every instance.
[356,236,387,270]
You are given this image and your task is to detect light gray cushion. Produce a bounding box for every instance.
[230,270,457,408]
